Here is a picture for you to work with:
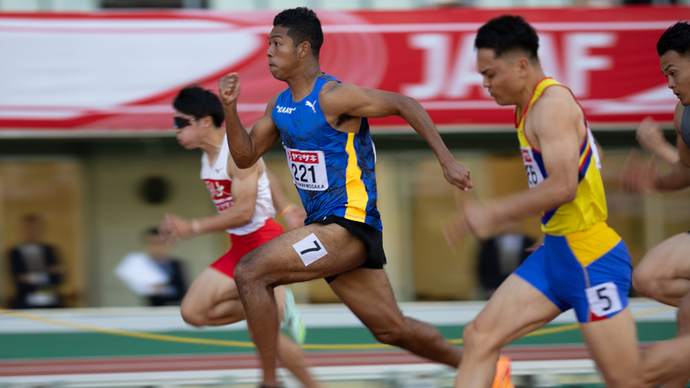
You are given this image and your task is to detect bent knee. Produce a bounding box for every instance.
[180,298,209,327]
[462,320,500,353]
[632,265,659,298]
[180,306,206,327]
[370,320,406,347]
[372,328,405,347]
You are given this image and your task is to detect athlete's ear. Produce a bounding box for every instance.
[517,57,530,78]
[200,115,214,128]
[298,41,311,58]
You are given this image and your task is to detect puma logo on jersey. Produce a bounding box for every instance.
[276,105,297,114]
[305,100,317,113]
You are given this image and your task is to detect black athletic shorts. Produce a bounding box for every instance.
[310,215,387,283]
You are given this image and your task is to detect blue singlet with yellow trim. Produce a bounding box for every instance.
[271,74,382,231]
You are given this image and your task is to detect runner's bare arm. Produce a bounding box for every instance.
[219,73,282,168]
[656,102,690,190]
[636,116,679,165]
[490,87,581,220]
[320,82,472,191]
[160,164,261,242]
[266,168,305,230]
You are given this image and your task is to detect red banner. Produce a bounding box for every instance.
[0,7,684,135]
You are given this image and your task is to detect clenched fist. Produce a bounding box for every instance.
[219,73,242,106]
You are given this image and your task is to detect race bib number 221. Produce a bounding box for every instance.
[285,147,329,191]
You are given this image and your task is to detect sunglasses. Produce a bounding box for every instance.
[173,116,200,129]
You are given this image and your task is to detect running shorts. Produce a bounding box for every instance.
[210,218,285,278]
[310,215,387,283]
[514,222,632,323]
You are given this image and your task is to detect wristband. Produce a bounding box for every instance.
[191,219,202,235]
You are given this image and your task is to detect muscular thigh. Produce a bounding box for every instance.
[579,307,639,384]
[239,222,369,286]
[637,233,690,280]
[183,267,238,308]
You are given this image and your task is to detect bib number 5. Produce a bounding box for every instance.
[586,282,623,318]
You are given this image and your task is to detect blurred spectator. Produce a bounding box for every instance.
[116,228,188,306]
[477,222,536,299]
[8,214,64,309]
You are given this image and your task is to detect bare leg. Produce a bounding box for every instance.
[632,233,690,387]
[453,275,561,388]
[633,233,690,307]
[657,292,690,388]
[234,224,368,387]
[273,286,323,388]
[182,268,321,387]
[180,268,244,327]
[276,333,322,388]
[329,268,462,367]
[579,308,642,388]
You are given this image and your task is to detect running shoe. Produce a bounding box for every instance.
[491,356,515,388]
[282,287,306,345]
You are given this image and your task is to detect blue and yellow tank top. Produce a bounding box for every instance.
[271,74,382,231]
[516,78,607,235]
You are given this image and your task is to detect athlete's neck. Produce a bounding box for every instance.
[516,68,548,114]
[285,65,323,102]
[199,127,225,165]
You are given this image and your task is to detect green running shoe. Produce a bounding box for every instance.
[282,287,306,345]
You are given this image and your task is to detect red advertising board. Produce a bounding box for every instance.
[0,7,684,135]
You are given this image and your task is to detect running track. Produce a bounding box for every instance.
[0,344,653,377]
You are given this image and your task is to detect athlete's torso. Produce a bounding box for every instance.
[200,135,275,235]
[516,78,607,235]
[680,105,690,147]
[271,74,382,230]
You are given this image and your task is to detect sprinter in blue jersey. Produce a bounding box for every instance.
[217,7,478,388]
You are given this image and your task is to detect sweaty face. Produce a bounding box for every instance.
[660,50,690,107]
[266,25,299,81]
[477,48,522,106]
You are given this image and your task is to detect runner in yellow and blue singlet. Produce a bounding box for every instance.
[514,77,632,323]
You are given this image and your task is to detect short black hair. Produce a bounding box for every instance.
[657,21,690,58]
[273,7,323,59]
[475,15,539,61]
[173,86,224,127]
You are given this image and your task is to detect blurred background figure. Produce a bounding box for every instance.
[8,214,64,309]
[477,221,536,299]
[143,227,188,306]
[115,227,187,307]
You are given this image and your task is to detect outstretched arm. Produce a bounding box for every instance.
[320,82,472,191]
[463,87,581,239]
[622,103,690,192]
[219,72,282,168]
[636,116,679,166]
[159,163,261,244]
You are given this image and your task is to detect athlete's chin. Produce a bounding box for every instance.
[177,139,195,150]
[269,67,285,81]
[681,95,690,107]
[492,97,510,106]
